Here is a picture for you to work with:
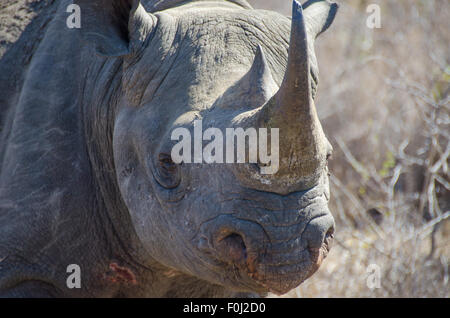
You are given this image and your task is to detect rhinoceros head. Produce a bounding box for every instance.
[77,0,338,295]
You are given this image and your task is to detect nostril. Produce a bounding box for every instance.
[324,226,335,250]
[304,214,335,250]
[224,233,246,250]
[326,226,335,239]
[215,233,247,266]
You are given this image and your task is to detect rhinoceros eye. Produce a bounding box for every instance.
[155,153,181,189]
[159,153,177,171]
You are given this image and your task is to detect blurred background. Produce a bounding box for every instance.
[248,0,449,297]
[1,0,448,297]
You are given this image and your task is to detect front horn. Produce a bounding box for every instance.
[253,0,331,184]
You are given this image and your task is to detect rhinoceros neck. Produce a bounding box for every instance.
[81,56,152,263]
[0,0,163,296]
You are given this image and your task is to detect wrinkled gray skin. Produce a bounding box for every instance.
[0,0,338,297]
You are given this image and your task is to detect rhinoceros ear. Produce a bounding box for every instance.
[74,0,157,56]
[302,0,339,39]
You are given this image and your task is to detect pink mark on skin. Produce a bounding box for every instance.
[107,262,138,285]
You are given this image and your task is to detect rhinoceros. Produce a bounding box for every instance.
[0,0,338,297]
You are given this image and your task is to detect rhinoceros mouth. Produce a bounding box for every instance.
[196,230,334,295]
[243,237,333,295]
[194,210,334,294]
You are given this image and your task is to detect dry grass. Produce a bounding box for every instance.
[247,0,449,298]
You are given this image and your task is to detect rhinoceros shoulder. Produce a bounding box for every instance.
[0,0,57,163]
